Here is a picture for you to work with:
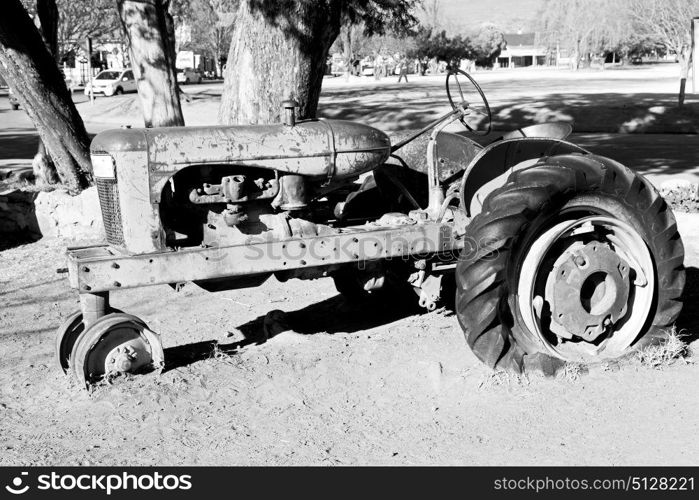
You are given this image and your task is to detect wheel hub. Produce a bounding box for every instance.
[546,241,631,342]
[104,338,152,375]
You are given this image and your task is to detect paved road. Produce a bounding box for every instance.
[2,105,697,188]
[1,66,697,185]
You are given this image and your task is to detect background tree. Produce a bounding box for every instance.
[472,23,505,68]
[22,0,121,64]
[336,23,364,80]
[418,0,440,31]
[58,0,121,62]
[538,0,610,70]
[334,4,416,81]
[218,0,418,125]
[411,27,475,69]
[333,29,417,61]
[628,0,699,107]
[117,0,184,127]
[186,0,238,77]
[0,0,91,193]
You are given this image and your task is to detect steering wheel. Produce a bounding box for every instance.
[446,69,492,136]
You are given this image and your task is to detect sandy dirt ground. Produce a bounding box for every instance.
[1,211,698,466]
[1,65,699,466]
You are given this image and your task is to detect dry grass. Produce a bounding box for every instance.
[561,362,586,382]
[210,342,230,361]
[636,328,692,369]
[477,370,530,389]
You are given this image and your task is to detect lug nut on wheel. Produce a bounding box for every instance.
[115,347,136,372]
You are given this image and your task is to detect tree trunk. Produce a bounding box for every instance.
[0,0,91,193]
[34,0,61,186]
[37,0,58,58]
[117,0,184,127]
[678,47,691,108]
[679,77,687,107]
[218,0,342,125]
[342,27,352,81]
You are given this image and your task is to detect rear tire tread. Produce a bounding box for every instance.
[455,153,684,372]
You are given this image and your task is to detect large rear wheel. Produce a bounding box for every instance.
[455,154,685,371]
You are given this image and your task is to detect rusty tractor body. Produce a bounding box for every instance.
[58,71,684,386]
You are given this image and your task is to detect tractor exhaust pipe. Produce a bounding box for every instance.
[282,98,298,127]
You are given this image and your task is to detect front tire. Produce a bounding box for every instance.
[455,153,684,372]
[71,313,164,386]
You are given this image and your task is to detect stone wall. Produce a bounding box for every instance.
[0,186,104,242]
[34,186,104,239]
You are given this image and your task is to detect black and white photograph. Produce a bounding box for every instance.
[0,0,698,493]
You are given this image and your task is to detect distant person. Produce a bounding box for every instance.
[351,56,360,76]
[397,56,408,83]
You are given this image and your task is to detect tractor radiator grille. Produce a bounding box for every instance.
[96,178,124,246]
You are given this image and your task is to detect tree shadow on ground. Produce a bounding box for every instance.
[317,88,699,177]
[0,232,41,251]
[320,88,698,135]
[163,293,424,372]
[0,132,97,160]
[0,133,40,160]
[185,90,224,101]
[164,264,697,372]
[571,133,699,177]
[489,93,699,134]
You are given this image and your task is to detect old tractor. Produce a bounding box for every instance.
[56,70,685,386]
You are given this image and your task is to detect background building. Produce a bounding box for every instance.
[497,33,548,68]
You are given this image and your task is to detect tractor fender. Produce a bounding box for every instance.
[460,137,588,218]
[388,130,481,182]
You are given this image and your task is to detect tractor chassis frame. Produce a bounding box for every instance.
[67,221,464,322]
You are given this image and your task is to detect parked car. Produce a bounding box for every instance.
[84,69,137,97]
[8,89,20,110]
[361,64,374,76]
[177,68,202,84]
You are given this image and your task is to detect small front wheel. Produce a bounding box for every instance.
[70,313,164,386]
[55,307,124,373]
[54,311,85,373]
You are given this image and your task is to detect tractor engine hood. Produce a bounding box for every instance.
[90,120,392,182]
